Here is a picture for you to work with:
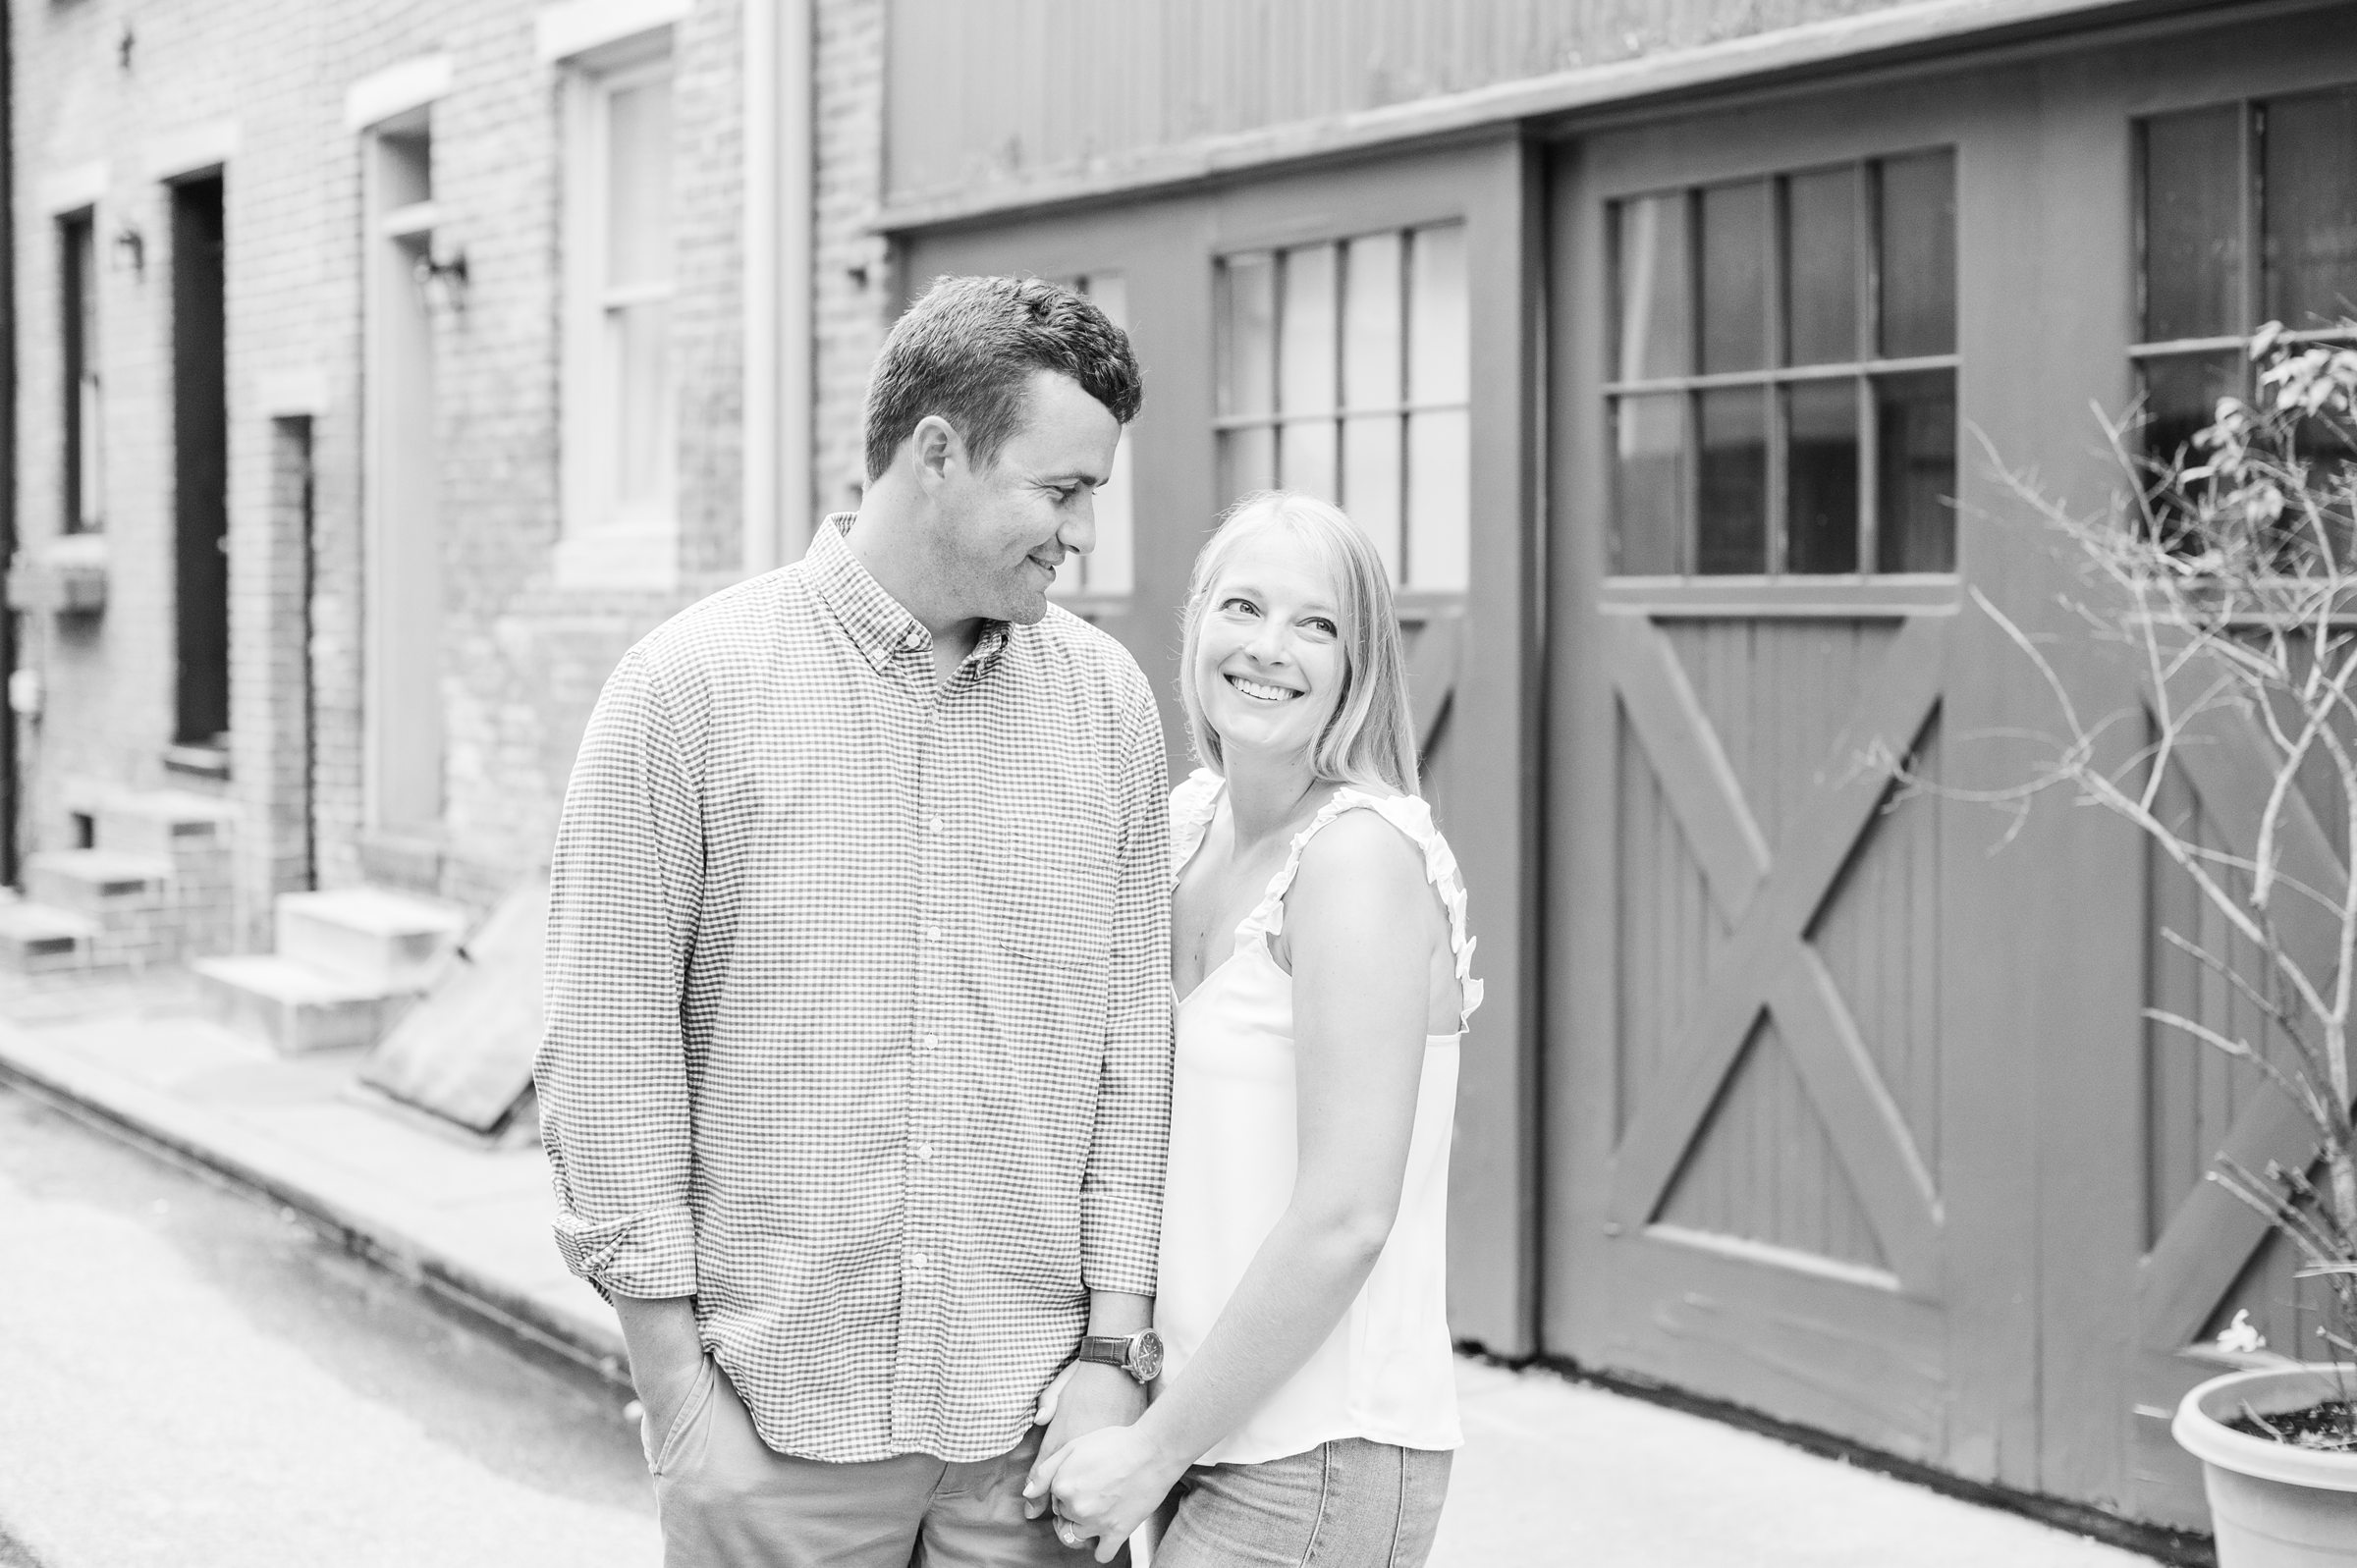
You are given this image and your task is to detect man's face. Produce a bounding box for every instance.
[928,370,1123,626]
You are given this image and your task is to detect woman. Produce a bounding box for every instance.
[1031,491,1480,1565]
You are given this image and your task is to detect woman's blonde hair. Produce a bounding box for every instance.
[1178,491,1421,796]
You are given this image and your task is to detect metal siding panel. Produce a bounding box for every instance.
[882,0,1939,204]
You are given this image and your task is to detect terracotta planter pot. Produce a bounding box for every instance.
[2176,1368,2357,1565]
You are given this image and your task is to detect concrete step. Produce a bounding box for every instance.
[191,954,411,1055]
[24,849,175,919]
[274,888,467,992]
[0,901,98,974]
[92,788,239,863]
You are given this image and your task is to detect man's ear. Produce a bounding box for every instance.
[909,414,963,490]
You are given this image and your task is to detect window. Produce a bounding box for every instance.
[560,39,677,586]
[1215,223,1470,592]
[1606,151,1958,577]
[61,212,100,533]
[1049,272,1134,601]
[2136,87,2357,461]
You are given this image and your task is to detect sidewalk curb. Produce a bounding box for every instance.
[0,1024,629,1387]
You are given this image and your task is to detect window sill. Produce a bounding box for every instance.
[1599,575,1960,619]
[162,742,231,782]
[553,530,679,593]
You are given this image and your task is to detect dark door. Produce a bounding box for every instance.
[171,175,228,748]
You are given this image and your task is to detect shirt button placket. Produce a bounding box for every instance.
[900,689,947,1451]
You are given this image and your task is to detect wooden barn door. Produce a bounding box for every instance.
[899,140,1545,1353]
[1545,105,1972,1458]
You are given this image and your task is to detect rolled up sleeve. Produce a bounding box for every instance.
[534,646,705,1301]
[1079,677,1175,1296]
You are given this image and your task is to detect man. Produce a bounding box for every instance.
[536,275,1171,1566]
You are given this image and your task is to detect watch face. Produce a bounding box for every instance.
[1131,1328,1165,1381]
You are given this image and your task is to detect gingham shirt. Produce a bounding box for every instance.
[536,515,1172,1464]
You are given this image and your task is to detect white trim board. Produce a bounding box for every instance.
[345,55,453,132]
[255,369,330,417]
[146,119,240,183]
[536,0,691,63]
[38,161,108,216]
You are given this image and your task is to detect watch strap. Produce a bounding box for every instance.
[1075,1334,1135,1368]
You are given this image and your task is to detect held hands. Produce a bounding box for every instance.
[1028,1423,1187,1562]
[1021,1362,1155,1559]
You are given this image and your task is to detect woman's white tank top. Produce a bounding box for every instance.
[1154,768,1482,1465]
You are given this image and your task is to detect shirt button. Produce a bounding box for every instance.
[914,1142,933,1161]
[925,925,941,944]
[908,1252,928,1272]
[928,816,944,833]
[919,1034,938,1050]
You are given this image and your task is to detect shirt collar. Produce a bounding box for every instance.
[805,514,1013,676]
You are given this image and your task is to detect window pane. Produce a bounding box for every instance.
[1278,416,1338,502]
[2143,105,2244,344]
[611,298,674,524]
[1700,182,1769,374]
[1079,429,1136,595]
[1697,387,1768,573]
[64,218,100,533]
[1786,379,1860,573]
[1058,273,1134,598]
[1343,413,1403,582]
[606,75,674,290]
[1408,223,1469,406]
[1280,244,1338,415]
[1615,192,1692,382]
[1343,233,1403,409]
[1218,424,1275,506]
[1785,168,1860,366]
[78,373,103,531]
[2263,88,2357,333]
[2139,351,2242,467]
[1874,369,1957,572]
[1612,395,1686,575]
[1220,254,1277,417]
[1877,151,1956,358]
[1406,408,1470,591]
[2292,409,2357,572]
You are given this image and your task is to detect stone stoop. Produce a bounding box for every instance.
[192,887,469,1055]
[0,898,100,973]
[0,788,242,977]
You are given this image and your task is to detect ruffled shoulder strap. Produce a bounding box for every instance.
[1236,787,1484,1030]
[1168,768,1226,888]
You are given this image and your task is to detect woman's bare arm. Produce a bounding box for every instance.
[1033,810,1445,1551]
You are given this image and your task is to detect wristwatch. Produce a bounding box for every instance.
[1075,1327,1165,1383]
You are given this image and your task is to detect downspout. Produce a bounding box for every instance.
[0,0,20,884]
[741,0,815,573]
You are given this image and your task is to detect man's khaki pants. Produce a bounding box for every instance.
[646,1359,1121,1568]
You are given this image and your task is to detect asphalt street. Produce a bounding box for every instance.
[0,1083,660,1568]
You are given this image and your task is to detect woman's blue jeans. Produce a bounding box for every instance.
[1156,1437,1451,1568]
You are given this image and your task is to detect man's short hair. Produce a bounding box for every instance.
[862,275,1143,482]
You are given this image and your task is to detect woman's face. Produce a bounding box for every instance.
[1193,527,1348,767]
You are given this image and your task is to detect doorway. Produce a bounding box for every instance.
[170,175,228,753]
[362,112,443,835]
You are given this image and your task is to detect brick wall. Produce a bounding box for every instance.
[813,0,890,521]
[10,0,797,945]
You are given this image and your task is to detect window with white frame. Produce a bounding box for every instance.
[1215,224,1471,592]
[1049,272,1134,601]
[560,38,676,586]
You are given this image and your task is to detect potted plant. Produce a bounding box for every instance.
[1957,324,2357,1564]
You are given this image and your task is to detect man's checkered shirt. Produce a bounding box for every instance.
[536,516,1173,1464]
